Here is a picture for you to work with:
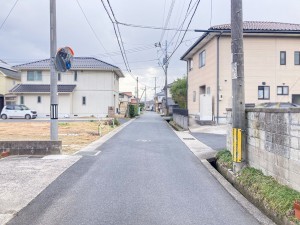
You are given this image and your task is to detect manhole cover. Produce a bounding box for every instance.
[183,138,195,140]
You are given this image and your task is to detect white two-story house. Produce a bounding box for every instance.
[11,57,124,118]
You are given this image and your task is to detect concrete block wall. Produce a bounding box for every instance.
[173,114,189,130]
[0,141,62,155]
[227,108,300,192]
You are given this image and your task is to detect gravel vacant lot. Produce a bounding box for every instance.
[0,121,115,154]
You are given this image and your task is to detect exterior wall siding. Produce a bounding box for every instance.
[188,38,217,115]
[0,74,19,95]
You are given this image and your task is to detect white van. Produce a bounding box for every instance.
[1,105,37,119]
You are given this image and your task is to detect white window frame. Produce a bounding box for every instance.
[277,86,289,95]
[199,50,206,68]
[258,86,270,100]
[188,59,193,71]
[27,71,42,81]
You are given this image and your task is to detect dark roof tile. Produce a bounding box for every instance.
[210,21,300,31]
[10,84,76,93]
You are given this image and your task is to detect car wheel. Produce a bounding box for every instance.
[1,114,7,120]
[25,114,31,120]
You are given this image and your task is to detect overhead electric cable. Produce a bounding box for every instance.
[160,0,176,43]
[169,0,194,50]
[92,44,155,57]
[167,0,201,63]
[107,0,130,69]
[100,0,131,72]
[0,0,19,31]
[116,21,195,31]
[75,0,116,64]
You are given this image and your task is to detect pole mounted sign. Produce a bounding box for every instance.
[55,47,74,72]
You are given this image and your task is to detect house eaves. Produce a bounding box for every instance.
[0,60,20,80]
[10,84,76,93]
[181,21,300,61]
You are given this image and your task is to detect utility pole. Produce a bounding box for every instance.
[154,77,157,96]
[145,85,147,106]
[164,40,169,116]
[136,77,139,114]
[50,0,58,141]
[231,0,245,173]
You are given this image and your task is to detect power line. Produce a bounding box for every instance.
[75,0,116,64]
[0,0,19,31]
[100,0,131,72]
[169,0,194,51]
[92,44,155,57]
[116,21,195,32]
[160,0,176,43]
[166,0,201,63]
[107,0,130,70]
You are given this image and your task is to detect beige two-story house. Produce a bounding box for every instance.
[181,21,300,123]
[0,60,20,110]
[11,57,124,118]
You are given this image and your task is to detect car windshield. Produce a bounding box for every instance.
[20,105,30,110]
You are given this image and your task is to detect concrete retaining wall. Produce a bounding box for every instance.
[0,141,61,155]
[227,108,300,192]
[173,114,189,130]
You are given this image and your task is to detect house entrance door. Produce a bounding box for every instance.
[199,94,212,121]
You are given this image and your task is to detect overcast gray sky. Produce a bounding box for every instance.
[1,0,300,100]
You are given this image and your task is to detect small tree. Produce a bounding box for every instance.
[129,105,135,118]
[170,77,187,109]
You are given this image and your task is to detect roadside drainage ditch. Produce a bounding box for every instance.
[207,157,295,225]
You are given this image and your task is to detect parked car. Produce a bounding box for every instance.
[0,105,37,119]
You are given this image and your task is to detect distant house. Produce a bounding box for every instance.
[181,21,300,123]
[119,92,132,115]
[0,60,20,110]
[130,98,139,105]
[155,83,178,114]
[155,91,165,113]
[11,57,124,118]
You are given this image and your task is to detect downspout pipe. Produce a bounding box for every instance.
[216,32,222,124]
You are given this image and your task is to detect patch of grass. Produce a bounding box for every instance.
[238,167,300,221]
[58,122,69,126]
[169,121,183,131]
[216,149,233,169]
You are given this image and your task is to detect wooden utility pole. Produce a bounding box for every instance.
[231,0,246,172]
[50,0,58,141]
[136,77,139,114]
[145,85,146,106]
[164,40,169,115]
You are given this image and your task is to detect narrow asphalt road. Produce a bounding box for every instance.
[191,132,226,151]
[8,112,260,225]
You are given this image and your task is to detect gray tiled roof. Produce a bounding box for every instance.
[181,21,300,60]
[10,84,76,93]
[210,21,300,31]
[12,57,124,77]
